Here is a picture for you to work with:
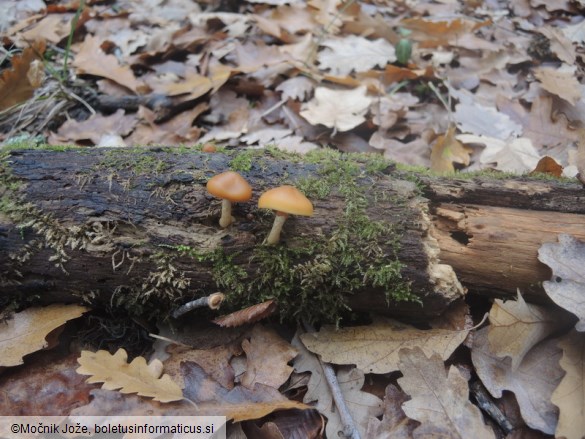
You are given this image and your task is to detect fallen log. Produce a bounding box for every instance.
[0,147,583,322]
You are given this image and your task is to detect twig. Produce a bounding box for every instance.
[301,319,361,439]
[172,292,225,318]
[470,380,514,434]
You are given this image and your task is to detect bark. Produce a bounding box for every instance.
[1,148,583,321]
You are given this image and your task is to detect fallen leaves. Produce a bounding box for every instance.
[299,318,469,374]
[76,348,184,403]
[317,36,396,76]
[488,291,567,370]
[472,328,562,434]
[551,330,585,439]
[72,35,145,93]
[431,125,472,174]
[538,234,585,331]
[399,347,495,439]
[300,85,372,132]
[0,304,88,367]
[0,40,45,111]
[534,64,582,105]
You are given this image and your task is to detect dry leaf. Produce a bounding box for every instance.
[0,304,88,367]
[538,234,585,331]
[72,35,145,93]
[292,331,330,410]
[76,349,183,403]
[181,361,309,422]
[530,156,563,177]
[324,367,383,439]
[402,17,490,48]
[472,327,562,434]
[537,26,576,64]
[398,347,495,439]
[366,384,417,439]
[534,64,582,105]
[276,76,315,101]
[488,290,568,370]
[241,324,298,389]
[293,332,383,437]
[454,101,523,140]
[299,318,468,374]
[551,330,585,439]
[0,40,45,111]
[213,299,277,327]
[497,95,581,150]
[0,352,95,415]
[430,125,472,174]
[164,342,241,390]
[317,35,396,76]
[300,86,372,132]
[458,134,541,173]
[51,109,137,145]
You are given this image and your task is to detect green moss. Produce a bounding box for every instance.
[96,150,169,176]
[0,141,82,152]
[228,149,257,172]
[296,176,331,199]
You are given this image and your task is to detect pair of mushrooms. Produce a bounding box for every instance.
[206,171,313,245]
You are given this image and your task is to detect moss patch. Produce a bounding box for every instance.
[167,149,420,324]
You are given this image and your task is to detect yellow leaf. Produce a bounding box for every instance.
[431,124,471,174]
[76,349,183,403]
[299,318,468,374]
[0,304,88,367]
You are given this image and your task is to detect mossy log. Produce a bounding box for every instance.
[1,147,583,323]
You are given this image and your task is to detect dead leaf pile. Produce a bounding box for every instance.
[0,0,583,176]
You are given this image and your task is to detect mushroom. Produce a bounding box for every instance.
[206,171,252,228]
[258,185,313,245]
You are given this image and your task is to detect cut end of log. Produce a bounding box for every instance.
[421,208,466,303]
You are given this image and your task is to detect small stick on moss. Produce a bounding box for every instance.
[302,320,361,439]
[172,292,225,318]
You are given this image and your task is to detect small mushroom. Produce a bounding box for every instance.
[258,185,313,245]
[207,171,252,228]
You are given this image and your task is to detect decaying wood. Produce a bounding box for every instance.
[419,176,585,303]
[0,148,583,321]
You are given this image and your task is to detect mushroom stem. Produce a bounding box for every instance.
[219,199,234,228]
[266,212,288,245]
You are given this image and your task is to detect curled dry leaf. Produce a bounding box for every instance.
[529,156,563,177]
[538,234,585,331]
[299,318,469,374]
[430,124,472,174]
[398,347,495,439]
[488,290,568,370]
[551,330,585,439]
[213,299,277,328]
[0,304,88,367]
[76,349,183,403]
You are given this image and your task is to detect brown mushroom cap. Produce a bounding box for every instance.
[207,171,252,202]
[258,185,313,216]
